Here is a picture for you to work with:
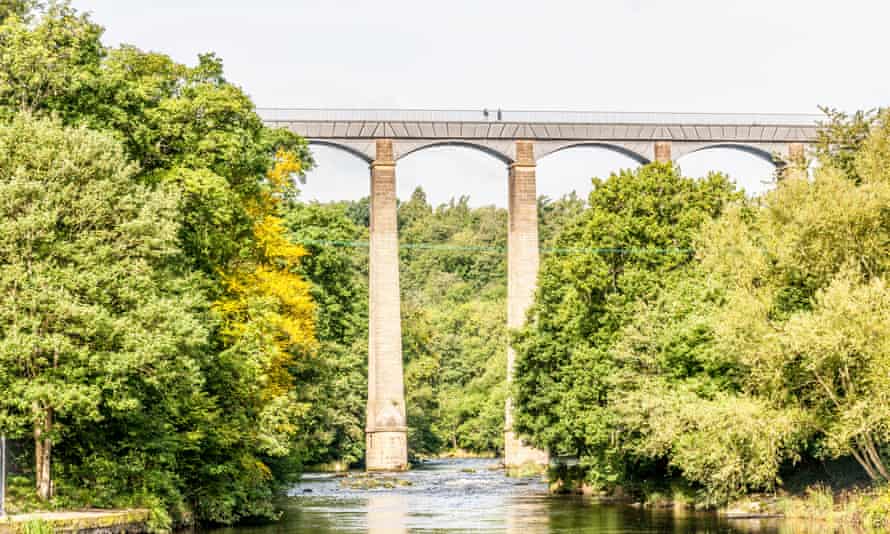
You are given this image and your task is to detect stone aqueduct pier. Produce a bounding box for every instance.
[258,108,820,470]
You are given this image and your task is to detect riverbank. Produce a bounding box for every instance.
[0,510,150,534]
[723,485,890,531]
[546,457,890,530]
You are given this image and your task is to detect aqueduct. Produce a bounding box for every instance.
[258,108,820,471]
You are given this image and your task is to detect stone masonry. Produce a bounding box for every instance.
[785,142,807,181]
[366,139,408,471]
[504,140,549,468]
[356,135,803,471]
[654,141,672,163]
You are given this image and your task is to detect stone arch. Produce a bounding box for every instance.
[307,139,374,164]
[393,140,514,165]
[535,141,651,164]
[675,142,782,166]
[392,139,511,207]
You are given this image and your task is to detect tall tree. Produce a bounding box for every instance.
[283,202,369,468]
[0,116,206,501]
[700,126,890,481]
[0,4,318,523]
[513,163,741,487]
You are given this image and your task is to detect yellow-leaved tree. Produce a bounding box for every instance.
[214,149,317,456]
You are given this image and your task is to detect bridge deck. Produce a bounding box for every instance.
[258,107,822,126]
[257,108,821,163]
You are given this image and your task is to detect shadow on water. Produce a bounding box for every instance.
[201,458,856,534]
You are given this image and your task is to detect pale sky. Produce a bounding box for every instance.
[73,0,889,206]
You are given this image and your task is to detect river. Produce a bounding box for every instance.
[204,458,841,533]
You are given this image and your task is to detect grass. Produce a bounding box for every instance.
[2,475,160,533]
[20,520,52,534]
[4,476,51,515]
[777,484,890,531]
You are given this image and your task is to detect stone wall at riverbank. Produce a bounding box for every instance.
[0,510,149,534]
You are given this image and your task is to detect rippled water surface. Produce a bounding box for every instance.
[204,458,841,533]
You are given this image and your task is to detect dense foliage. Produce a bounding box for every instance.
[514,112,890,505]
[513,163,753,501]
[397,190,509,455]
[276,189,588,463]
[0,3,318,527]
[0,4,575,523]
[701,109,890,485]
[283,202,368,468]
[282,190,590,460]
[3,0,890,526]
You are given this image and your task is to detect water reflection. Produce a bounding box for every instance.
[366,494,407,534]
[201,459,863,533]
[506,495,549,532]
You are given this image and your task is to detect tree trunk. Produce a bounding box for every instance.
[850,446,879,480]
[34,405,53,501]
[863,435,890,480]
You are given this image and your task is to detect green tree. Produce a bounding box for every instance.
[0,2,102,118]
[0,4,319,523]
[815,106,879,184]
[396,190,510,455]
[0,0,38,22]
[283,202,369,468]
[0,4,313,274]
[0,116,207,504]
[538,192,586,247]
[513,163,741,488]
[782,274,890,480]
[700,130,890,482]
[602,273,810,503]
[431,299,507,452]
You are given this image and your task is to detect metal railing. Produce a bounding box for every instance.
[256,107,823,126]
